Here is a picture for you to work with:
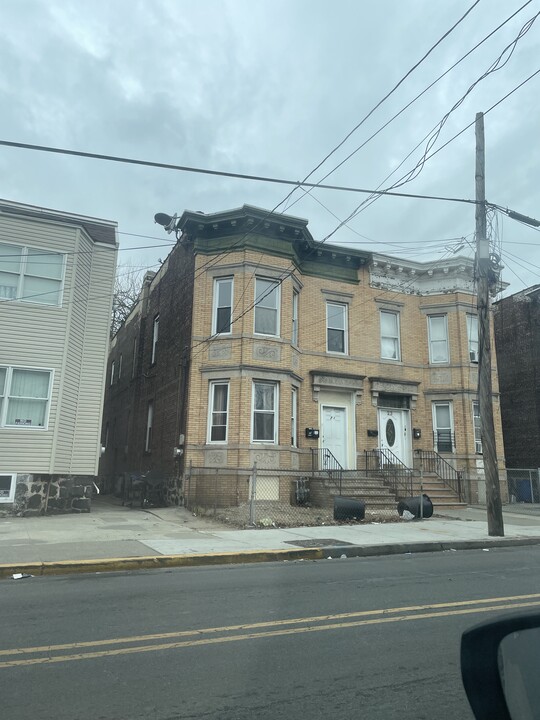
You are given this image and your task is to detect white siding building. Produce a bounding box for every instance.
[0,199,117,513]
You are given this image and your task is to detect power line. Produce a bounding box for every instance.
[282,0,483,211]
[285,0,533,213]
[0,138,481,205]
[316,64,540,247]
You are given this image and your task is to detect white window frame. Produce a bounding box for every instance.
[207,381,230,444]
[151,315,159,364]
[473,401,482,454]
[326,301,348,355]
[254,277,280,337]
[0,365,53,430]
[251,381,278,444]
[432,401,454,453]
[110,360,115,386]
[0,472,16,503]
[467,314,479,363]
[212,277,233,335]
[428,314,449,364]
[145,401,154,452]
[380,310,401,360]
[291,386,298,447]
[0,242,66,306]
[292,289,299,346]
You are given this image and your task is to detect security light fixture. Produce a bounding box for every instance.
[154,212,179,234]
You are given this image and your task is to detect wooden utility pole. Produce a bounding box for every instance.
[475,111,504,537]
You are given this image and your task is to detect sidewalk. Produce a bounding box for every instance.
[2,496,540,576]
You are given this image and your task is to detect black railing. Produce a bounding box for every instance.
[310,447,343,495]
[432,430,455,454]
[364,448,413,499]
[415,449,463,500]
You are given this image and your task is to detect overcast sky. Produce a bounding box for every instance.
[1,0,539,294]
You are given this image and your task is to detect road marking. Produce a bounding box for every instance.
[2,599,540,668]
[1,591,540,658]
[2,595,540,668]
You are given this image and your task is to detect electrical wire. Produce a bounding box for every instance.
[285,0,533,213]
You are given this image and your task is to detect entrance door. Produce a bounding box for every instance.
[378,408,410,466]
[321,406,348,468]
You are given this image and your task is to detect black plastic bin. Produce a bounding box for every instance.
[334,496,365,521]
[397,494,433,519]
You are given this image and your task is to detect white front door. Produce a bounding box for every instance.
[321,406,348,468]
[378,408,410,466]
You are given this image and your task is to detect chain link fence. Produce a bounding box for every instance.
[183,464,410,528]
[507,469,540,504]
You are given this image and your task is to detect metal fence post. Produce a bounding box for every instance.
[249,463,257,526]
[185,460,192,508]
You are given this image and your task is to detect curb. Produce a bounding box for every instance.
[2,536,540,579]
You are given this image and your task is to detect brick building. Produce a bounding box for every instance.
[99,205,506,506]
[494,284,540,469]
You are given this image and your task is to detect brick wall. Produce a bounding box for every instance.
[494,288,540,468]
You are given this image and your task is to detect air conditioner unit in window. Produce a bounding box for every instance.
[470,351,478,363]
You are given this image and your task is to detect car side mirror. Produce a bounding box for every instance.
[461,612,540,720]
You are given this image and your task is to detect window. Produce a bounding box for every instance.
[208,382,229,443]
[0,366,52,429]
[252,381,278,443]
[213,277,233,335]
[0,242,64,306]
[432,402,454,453]
[291,387,298,447]
[327,302,348,354]
[110,360,115,386]
[0,473,16,503]
[467,314,479,363]
[254,278,280,336]
[118,354,123,380]
[428,314,449,363]
[473,401,482,454]
[380,310,400,360]
[151,314,159,364]
[292,290,299,346]
[145,401,154,452]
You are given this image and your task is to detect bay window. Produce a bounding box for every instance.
[252,381,278,443]
[213,277,233,335]
[254,278,280,336]
[208,381,229,443]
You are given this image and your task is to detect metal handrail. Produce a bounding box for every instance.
[364,448,413,499]
[415,449,463,500]
[432,430,455,454]
[310,447,343,495]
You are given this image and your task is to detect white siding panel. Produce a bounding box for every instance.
[69,236,116,475]
[0,214,117,476]
[0,219,78,472]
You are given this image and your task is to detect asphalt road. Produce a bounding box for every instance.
[2,546,540,720]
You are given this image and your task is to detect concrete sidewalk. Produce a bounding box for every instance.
[2,496,540,576]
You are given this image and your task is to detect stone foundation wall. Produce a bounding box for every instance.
[2,474,94,516]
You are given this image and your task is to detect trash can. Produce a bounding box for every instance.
[516,479,532,503]
[397,494,433,519]
[334,496,365,521]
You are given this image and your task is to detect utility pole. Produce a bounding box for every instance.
[475,111,504,537]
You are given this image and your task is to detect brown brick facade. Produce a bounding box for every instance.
[100,205,506,505]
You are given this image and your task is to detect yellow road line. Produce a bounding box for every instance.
[2,598,540,669]
[2,592,540,659]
